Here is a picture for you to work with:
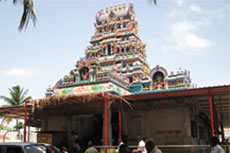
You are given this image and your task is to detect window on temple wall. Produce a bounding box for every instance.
[111,25,114,32]
[110,13,114,21]
[129,77,133,84]
[86,53,90,58]
[168,80,176,86]
[107,25,110,32]
[107,44,111,56]
[114,25,117,30]
[99,29,102,33]
[100,48,105,57]
[117,47,120,54]
[80,67,89,81]
[128,63,133,67]
[93,69,97,80]
[126,47,129,53]
[118,24,121,29]
[177,78,184,85]
[121,47,124,53]
[104,26,107,33]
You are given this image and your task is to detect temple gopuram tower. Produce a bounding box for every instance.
[89,3,150,88]
[52,3,155,96]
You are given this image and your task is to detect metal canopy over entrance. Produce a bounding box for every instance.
[0,85,229,126]
[123,85,230,128]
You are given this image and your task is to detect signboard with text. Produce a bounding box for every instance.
[37,133,52,144]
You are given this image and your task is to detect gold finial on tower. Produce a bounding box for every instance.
[123,3,126,9]
[114,5,117,11]
[119,3,122,11]
[142,42,146,48]
[106,7,109,13]
[110,5,113,12]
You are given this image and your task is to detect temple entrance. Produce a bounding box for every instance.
[111,112,119,145]
[73,114,102,149]
[93,114,103,146]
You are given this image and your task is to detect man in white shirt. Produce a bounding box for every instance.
[210,136,225,153]
[145,138,162,153]
[137,136,147,153]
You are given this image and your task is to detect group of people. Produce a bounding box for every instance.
[60,133,225,153]
[60,141,99,153]
[117,136,162,153]
[117,135,226,153]
[60,131,99,153]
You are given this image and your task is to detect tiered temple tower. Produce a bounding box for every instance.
[48,3,191,96]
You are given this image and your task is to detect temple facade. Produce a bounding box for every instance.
[28,3,219,153]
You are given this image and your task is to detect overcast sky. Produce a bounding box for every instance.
[0,0,229,105]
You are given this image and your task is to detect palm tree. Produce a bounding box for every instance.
[147,0,158,5]
[1,0,37,32]
[3,0,156,32]
[0,85,32,125]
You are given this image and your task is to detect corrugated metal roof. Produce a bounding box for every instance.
[123,84,230,127]
[123,85,230,101]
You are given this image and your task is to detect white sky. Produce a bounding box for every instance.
[0,0,229,105]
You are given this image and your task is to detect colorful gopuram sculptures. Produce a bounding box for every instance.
[47,3,192,96]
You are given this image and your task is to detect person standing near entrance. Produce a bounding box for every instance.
[145,139,162,153]
[133,136,147,153]
[84,141,99,153]
[72,139,81,153]
[119,143,129,153]
[210,136,225,153]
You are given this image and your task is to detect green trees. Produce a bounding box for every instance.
[0,85,32,126]
[1,0,37,31]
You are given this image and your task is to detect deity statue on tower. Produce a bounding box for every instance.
[81,68,89,81]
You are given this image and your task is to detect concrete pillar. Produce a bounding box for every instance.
[183,107,191,137]
[41,109,48,131]
[182,107,191,144]
[107,106,112,145]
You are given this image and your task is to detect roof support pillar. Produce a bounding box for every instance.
[118,99,122,140]
[24,101,28,142]
[104,93,108,147]
[209,90,214,136]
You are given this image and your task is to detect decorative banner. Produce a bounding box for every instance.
[53,82,130,96]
